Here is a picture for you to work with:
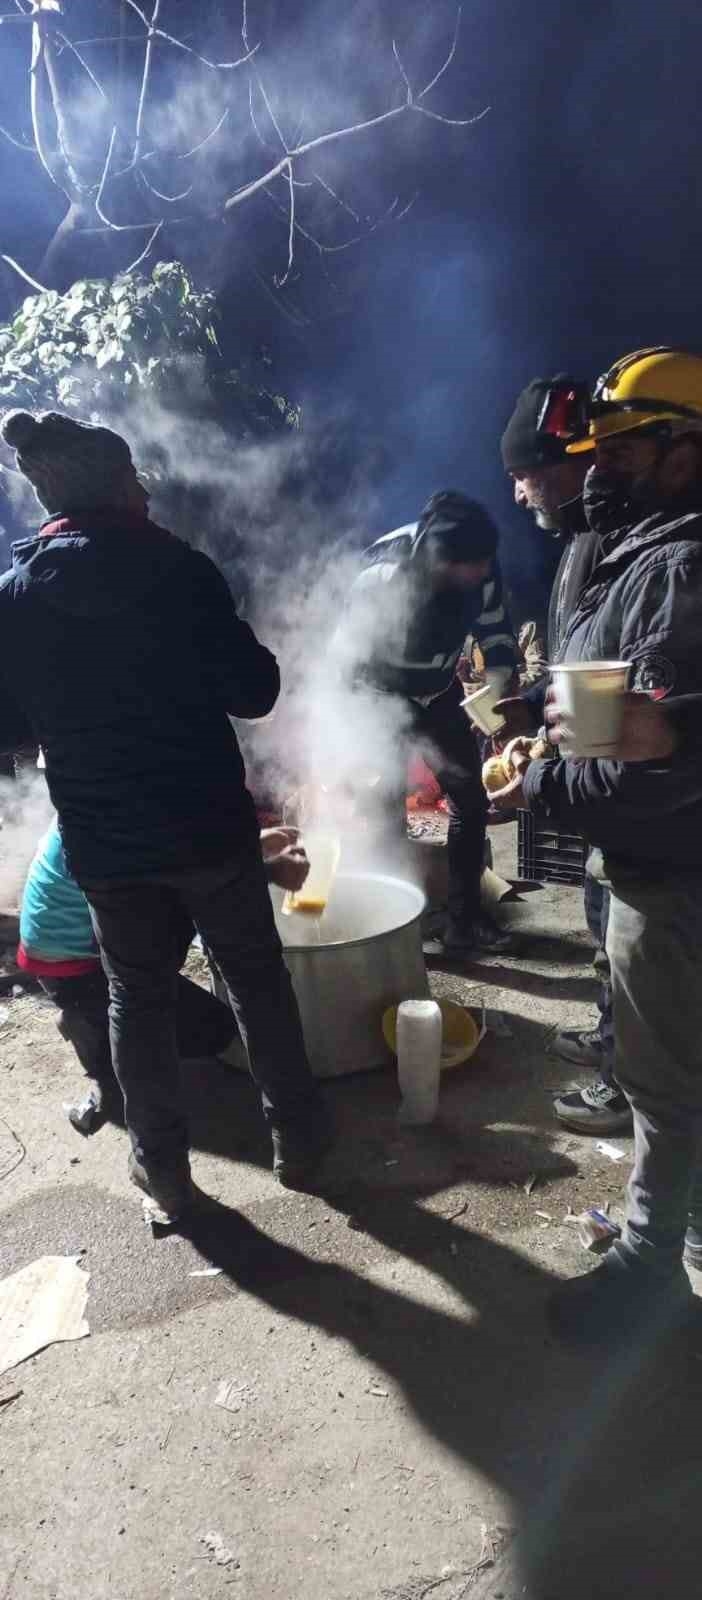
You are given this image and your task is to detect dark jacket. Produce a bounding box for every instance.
[0,513,279,880]
[523,499,601,719]
[522,507,702,874]
[341,523,518,705]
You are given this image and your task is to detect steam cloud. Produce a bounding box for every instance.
[127,385,417,845]
[0,766,52,914]
[0,357,427,880]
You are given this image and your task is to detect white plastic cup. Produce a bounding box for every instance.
[397,999,442,1125]
[461,683,506,736]
[551,661,631,757]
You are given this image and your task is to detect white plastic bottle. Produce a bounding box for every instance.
[397,999,442,1125]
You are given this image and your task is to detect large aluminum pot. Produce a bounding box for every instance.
[276,871,428,1078]
[213,871,428,1079]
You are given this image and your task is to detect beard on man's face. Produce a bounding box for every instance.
[532,504,560,531]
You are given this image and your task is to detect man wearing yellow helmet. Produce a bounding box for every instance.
[571,346,702,536]
[502,347,702,1346]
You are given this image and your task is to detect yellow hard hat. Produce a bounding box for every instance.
[567,347,702,453]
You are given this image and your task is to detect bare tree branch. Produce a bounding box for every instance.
[124,218,163,273]
[225,102,407,212]
[274,159,295,287]
[264,181,412,261]
[55,30,108,102]
[413,103,489,128]
[139,170,193,203]
[243,2,290,157]
[71,35,145,48]
[0,121,34,150]
[29,15,61,189]
[153,29,259,71]
[392,40,413,104]
[1,253,50,293]
[132,0,162,168]
[248,76,271,153]
[42,29,89,193]
[251,73,288,153]
[175,107,230,162]
[394,192,419,223]
[2,4,481,298]
[312,171,361,225]
[418,5,462,100]
[123,0,260,72]
[97,126,160,231]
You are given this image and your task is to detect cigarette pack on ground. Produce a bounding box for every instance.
[577,1207,622,1254]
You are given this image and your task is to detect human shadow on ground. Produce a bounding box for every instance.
[427,957,599,1003]
[20,987,701,1600]
[180,1185,702,1600]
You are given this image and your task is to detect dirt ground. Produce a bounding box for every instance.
[1,822,701,1600]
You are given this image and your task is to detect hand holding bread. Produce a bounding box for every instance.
[481,734,549,805]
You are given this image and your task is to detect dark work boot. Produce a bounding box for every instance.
[128,1150,195,1222]
[548,1256,693,1349]
[439,915,515,957]
[271,1113,333,1190]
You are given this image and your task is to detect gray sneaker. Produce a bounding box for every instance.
[553,1076,633,1136]
[554,1027,603,1069]
[684,1226,702,1271]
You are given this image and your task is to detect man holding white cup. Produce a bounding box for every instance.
[495,347,702,1347]
[500,375,627,1135]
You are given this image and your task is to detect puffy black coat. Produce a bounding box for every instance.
[0,513,279,880]
[523,508,702,873]
[343,523,518,705]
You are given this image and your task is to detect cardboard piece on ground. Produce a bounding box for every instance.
[0,1255,90,1376]
[480,867,513,907]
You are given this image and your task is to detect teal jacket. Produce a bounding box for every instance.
[20,819,97,963]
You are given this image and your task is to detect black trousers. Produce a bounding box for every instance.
[378,680,487,930]
[80,849,321,1171]
[40,967,238,1084]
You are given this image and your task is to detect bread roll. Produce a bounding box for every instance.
[481,755,510,794]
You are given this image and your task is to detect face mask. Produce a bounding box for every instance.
[583,466,638,537]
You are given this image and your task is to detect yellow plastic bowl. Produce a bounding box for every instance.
[382,999,481,1072]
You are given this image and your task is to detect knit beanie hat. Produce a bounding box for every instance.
[416,489,498,563]
[500,376,584,474]
[0,408,135,514]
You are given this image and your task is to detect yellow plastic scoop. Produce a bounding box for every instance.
[282,830,341,917]
[383,998,481,1072]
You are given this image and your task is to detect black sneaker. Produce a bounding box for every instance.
[553,1075,633,1135]
[553,1027,603,1069]
[128,1150,195,1222]
[272,1117,333,1190]
[439,916,515,958]
[548,1256,693,1348]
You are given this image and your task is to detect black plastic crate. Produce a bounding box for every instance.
[517,809,587,887]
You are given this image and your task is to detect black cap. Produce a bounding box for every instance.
[500,375,583,474]
[415,489,498,562]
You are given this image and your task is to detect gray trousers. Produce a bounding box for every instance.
[606,870,702,1276]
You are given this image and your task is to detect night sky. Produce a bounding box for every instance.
[1,0,701,610]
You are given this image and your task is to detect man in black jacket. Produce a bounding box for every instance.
[0,407,328,1219]
[500,377,631,1135]
[337,490,520,956]
[501,347,702,1345]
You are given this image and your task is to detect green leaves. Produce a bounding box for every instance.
[0,260,298,448]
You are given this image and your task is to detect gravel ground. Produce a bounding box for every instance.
[0,822,699,1600]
